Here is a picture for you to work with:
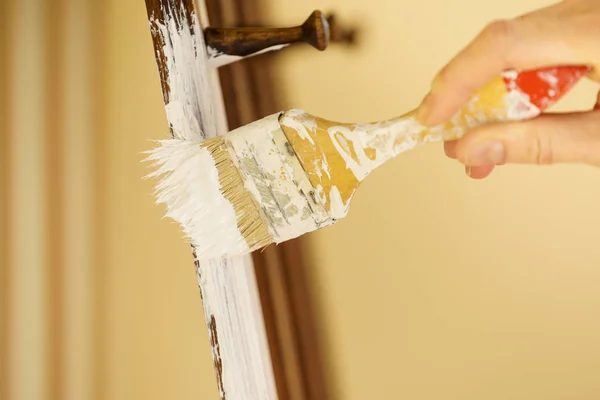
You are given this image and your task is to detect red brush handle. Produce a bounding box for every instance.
[502,65,591,111]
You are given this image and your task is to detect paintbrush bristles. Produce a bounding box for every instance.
[204,138,274,251]
[145,112,337,259]
[144,137,273,259]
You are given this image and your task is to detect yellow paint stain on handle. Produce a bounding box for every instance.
[280,76,511,216]
[281,122,361,214]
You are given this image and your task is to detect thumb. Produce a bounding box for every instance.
[454,110,600,167]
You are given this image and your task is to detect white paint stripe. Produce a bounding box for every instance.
[197,253,278,399]
[9,1,49,399]
[150,9,219,141]
[149,4,278,398]
[207,44,288,68]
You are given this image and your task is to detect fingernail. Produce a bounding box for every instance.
[465,165,472,176]
[467,141,505,165]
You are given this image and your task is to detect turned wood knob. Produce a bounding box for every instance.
[204,10,330,57]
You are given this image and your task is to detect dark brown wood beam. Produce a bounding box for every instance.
[205,1,332,399]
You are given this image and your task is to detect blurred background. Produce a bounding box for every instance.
[3,0,600,399]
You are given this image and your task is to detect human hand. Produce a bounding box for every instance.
[416,0,600,178]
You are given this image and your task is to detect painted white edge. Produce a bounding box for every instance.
[148,1,278,398]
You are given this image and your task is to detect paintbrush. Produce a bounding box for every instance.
[145,65,590,259]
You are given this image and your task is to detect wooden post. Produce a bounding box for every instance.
[144,1,278,398]
[206,2,334,398]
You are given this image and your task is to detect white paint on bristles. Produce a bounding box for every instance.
[146,112,336,259]
[144,139,250,258]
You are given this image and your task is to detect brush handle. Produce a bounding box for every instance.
[280,65,589,218]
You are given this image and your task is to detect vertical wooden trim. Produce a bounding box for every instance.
[252,256,293,400]
[0,0,13,398]
[277,243,330,400]
[244,52,332,400]
[45,0,65,399]
[144,1,278,398]
[260,248,308,399]
[204,0,332,398]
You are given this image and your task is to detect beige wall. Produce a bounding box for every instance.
[266,0,600,399]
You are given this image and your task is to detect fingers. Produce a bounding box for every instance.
[444,91,600,178]
[452,110,600,168]
[444,140,457,159]
[445,140,496,179]
[417,20,517,126]
[417,4,585,127]
[466,165,496,179]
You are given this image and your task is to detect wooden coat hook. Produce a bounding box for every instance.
[204,10,330,58]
